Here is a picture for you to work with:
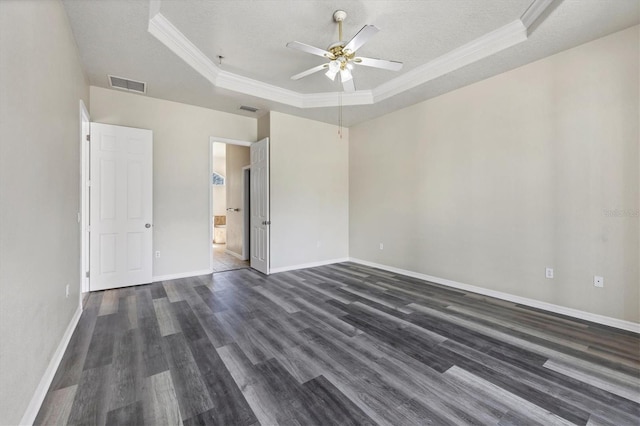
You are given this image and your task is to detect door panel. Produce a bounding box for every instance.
[250,137,269,274]
[90,123,153,291]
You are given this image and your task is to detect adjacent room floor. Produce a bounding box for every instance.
[35,263,639,425]
[211,243,249,272]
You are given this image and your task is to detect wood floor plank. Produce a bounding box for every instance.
[544,358,640,403]
[142,370,183,426]
[107,328,143,412]
[33,385,77,426]
[162,333,215,420]
[119,294,138,330]
[49,308,98,390]
[36,263,640,426]
[216,343,282,426]
[137,304,169,377]
[184,337,258,425]
[82,313,118,370]
[163,280,186,303]
[153,297,182,337]
[105,400,144,426]
[66,365,112,426]
[98,289,120,316]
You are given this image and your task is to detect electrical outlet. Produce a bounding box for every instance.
[155,251,161,258]
[65,284,70,298]
[545,268,554,279]
[594,276,604,287]
[379,243,384,250]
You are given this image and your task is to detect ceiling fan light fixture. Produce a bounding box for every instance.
[326,60,340,80]
[340,68,352,82]
[325,69,338,81]
[287,9,402,92]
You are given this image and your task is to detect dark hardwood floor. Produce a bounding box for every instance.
[35,263,640,425]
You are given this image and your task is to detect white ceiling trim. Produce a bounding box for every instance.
[373,20,527,103]
[148,0,553,109]
[521,0,555,29]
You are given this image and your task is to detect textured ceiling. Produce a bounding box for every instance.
[62,0,639,127]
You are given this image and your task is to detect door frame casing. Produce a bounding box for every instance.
[79,100,90,297]
[242,165,251,261]
[209,136,253,272]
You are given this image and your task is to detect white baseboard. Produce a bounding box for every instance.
[225,249,247,261]
[20,304,83,425]
[270,257,350,274]
[348,258,640,334]
[152,269,213,282]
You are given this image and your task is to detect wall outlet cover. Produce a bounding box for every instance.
[545,268,554,279]
[594,276,604,287]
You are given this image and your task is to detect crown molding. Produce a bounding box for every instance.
[148,0,554,110]
[521,0,555,29]
[373,20,528,103]
[302,89,375,108]
[148,12,221,85]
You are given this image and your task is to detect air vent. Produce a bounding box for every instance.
[239,105,259,113]
[108,75,147,94]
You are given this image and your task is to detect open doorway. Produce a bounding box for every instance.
[210,139,251,272]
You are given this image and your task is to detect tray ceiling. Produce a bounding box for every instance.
[63,0,639,126]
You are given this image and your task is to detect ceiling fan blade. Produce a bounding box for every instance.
[342,78,355,93]
[343,25,380,53]
[354,57,403,71]
[286,41,332,58]
[291,64,328,80]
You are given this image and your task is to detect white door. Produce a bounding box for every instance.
[90,123,153,291]
[250,137,269,274]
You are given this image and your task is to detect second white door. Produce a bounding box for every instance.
[90,123,153,291]
[250,137,269,274]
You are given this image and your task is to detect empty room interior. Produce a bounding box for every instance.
[1,0,639,425]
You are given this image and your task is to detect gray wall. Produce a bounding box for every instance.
[270,111,349,270]
[0,0,89,423]
[90,86,256,278]
[349,26,639,323]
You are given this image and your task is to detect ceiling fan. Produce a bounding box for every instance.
[287,10,403,92]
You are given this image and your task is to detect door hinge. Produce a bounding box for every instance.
[86,134,90,142]
[87,226,91,232]
[87,180,91,187]
[85,271,90,278]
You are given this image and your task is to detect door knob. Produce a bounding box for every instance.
[145,223,151,228]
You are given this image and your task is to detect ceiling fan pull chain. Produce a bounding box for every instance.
[338,92,343,139]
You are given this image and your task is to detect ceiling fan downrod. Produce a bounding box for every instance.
[333,10,347,42]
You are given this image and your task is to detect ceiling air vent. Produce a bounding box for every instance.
[108,75,147,94]
[239,105,259,113]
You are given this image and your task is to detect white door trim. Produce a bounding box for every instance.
[209,137,253,272]
[208,136,252,147]
[209,137,266,271]
[242,165,251,261]
[79,100,90,298]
